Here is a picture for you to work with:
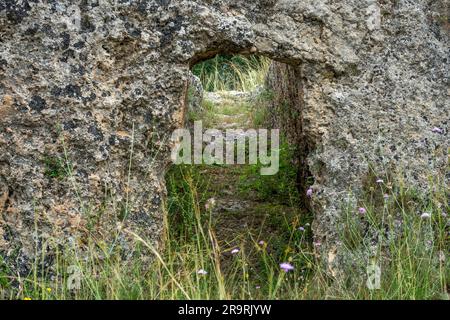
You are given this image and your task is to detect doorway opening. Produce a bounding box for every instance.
[164,53,314,290]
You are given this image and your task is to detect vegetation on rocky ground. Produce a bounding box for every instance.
[0,55,447,300]
[192,55,271,92]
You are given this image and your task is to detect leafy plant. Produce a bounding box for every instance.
[239,139,301,206]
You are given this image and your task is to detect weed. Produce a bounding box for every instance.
[193,55,271,92]
[239,139,301,206]
[43,156,68,179]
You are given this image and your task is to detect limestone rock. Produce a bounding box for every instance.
[0,0,448,275]
[187,73,203,115]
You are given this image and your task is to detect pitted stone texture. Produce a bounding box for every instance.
[265,1,449,273]
[187,73,203,114]
[0,1,448,274]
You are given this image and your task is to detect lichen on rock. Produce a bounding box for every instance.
[0,0,448,277]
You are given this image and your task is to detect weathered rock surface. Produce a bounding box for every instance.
[187,73,203,114]
[0,0,448,275]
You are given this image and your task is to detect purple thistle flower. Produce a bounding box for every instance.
[306,188,313,198]
[280,262,294,272]
[358,207,367,215]
[298,227,305,232]
[258,240,265,246]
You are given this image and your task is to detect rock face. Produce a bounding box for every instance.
[187,73,203,115]
[0,1,448,274]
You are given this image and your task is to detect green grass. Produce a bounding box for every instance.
[249,89,274,127]
[193,55,271,92]
[0,164,313,300]
[188,98,253,128]
[1,154,447,300]
[0,55,448,301]
[163,164,315,299]
[332,174,449,300]
[239,138,301,206]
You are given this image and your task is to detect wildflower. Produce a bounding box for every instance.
[298,227,305,232]
[358,207,367,215]
[432,127,443,134]
[258,240,265,246]
[23,297,32,300]
[306,188,313,198]
[383,194,389,199]
[205,198,216,211]
[313,241,321,247]
[280,262,294,272]
[376,179,384,184]
[255,285,261,289]
[46,288,52,293]
[421,212,431,219]
[441,212,447,218]
[197,269,208,275]
[231,248,240,254]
